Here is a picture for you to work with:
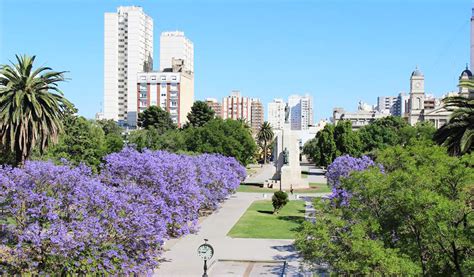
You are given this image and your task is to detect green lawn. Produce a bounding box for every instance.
[227,200,305,239]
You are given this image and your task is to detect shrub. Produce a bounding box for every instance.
[272,191,289,213]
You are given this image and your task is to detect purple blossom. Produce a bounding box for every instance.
[326,155,382,205]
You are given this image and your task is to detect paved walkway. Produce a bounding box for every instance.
[244,164,275,184]
[154,192,325,276]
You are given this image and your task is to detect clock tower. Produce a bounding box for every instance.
[408,67,425,125]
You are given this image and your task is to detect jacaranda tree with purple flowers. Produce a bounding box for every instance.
[0,148,246,274]
[296,143,473,275]
[326,155,380,206]
[0,161,166,274]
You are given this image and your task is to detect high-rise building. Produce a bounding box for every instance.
[136,59,194,127]
[376,96,398,114]
[250,99,264,134]
[104,6,153,126]
[267,98,286,130]
[222,90,252,122]
[288,94,314,130]
[205,98,222,117]
[160,31,194,73]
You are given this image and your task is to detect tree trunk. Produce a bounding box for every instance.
[263,141,267,164]
[15,149,26,168]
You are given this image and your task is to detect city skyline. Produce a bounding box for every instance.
[1,0,471,121]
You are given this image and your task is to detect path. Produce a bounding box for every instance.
[154,192,326,276]
[244,164,275,184]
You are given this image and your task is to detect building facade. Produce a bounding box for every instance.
[376,96,398,114]
[104,6,153,126]
[205,98,222,117]
[222,91,252,122]
[251,99,264,134]
[288,94,314,130]
[333,102,389,130]
[136,61,194,127]
[160,31,194,73]
[267,98,286,130]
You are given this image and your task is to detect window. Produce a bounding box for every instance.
[171,76,177,81]
[151,76,156,81]
[161,76,166,81]
[140,76,146,80]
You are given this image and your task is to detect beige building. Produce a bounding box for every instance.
[333,103,389,130]
[160,31,194,73]
[205,98,222,117]
[267,98,286,130]
[136,59,194,127]
[222,90,252,121]
[251,99,264,134]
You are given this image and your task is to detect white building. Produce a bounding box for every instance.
[288,94,314,130]
[333,101,389,130]
[377,96,398,114]
[104,6,153,127]
[136,60,194,127]
[267,98,286,130]
[160,31,194,73]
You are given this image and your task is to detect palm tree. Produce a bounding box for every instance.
[0,55,73,166]
[257,121,274,164]
[434,93,473,156]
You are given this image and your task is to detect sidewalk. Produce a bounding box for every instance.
[153,192,305,276]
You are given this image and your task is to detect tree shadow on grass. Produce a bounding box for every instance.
[278,215,306,232]
[257,210,274,215]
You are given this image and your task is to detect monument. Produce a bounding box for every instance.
[269,104,308,190]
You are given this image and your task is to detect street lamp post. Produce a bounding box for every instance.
[197,239,214,277]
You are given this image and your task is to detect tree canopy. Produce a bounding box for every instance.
[296,143,474,275]
[137,106,176,133]
[186,100,215,127]
[0,54,73,166]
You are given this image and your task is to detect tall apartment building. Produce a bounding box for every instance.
[205,98,222,117]
[250,99,264,134]
[104,6,153,126]
[376,96,398,114]
[222,90,252,122]
[160,31,194,73]
[136,59,194,127]
[288,94,314,130]
[267,98,286,130]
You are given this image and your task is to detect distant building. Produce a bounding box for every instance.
[288,94,314,130]
[267,98,286,130]
[376,96,398,114]
[251,99,264,134]
[333,103,389,130]
[222,90,252,122]
[205,98,222,117]
[136,59,194,127]
[160,31,194,73]
[103,6,154,126]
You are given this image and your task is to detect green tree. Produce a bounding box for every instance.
[186,101,215,127]
[358,116,408,152]
[257,121,274,164]
[296,143,474,275]
[96,119,123,136]
[316,124,337,166]
[334,120,362,156]
[40,116,107,170]
[137,106,176,133]
[272,191,289,214]
[434,96,474,156]
[302,137,320,163]
[185,118,257,165]
[0,55,73,166]
[399,121,436,146]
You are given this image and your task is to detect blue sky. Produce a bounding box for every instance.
[1,0,472,121]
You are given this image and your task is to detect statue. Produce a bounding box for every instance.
[284,103,290,123]
[283,147,289,165]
